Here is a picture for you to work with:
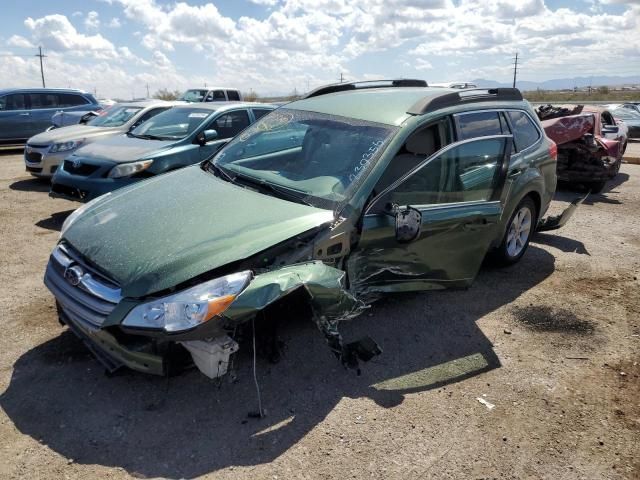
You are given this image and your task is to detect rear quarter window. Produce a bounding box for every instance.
[226,90,241,101]
[252,109,271,120]
[506,111,540,151]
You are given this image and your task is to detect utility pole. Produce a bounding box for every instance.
[146,83,150,98]
[512,52,518,88]
[36,46,46,88]
[339,72,344,83]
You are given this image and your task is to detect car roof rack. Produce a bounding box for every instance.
[408,88,523,115]
[303,79,428,99]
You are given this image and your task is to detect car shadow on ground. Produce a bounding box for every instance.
[9,176,51,193]
[532,232,590,256]
[36,210,74,232]
[555,172,629,205]
[0,246,555,479]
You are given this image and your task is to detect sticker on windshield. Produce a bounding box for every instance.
[125,108,139,113]
[188,112,209,118]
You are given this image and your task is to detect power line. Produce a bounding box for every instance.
[37,46,46,88]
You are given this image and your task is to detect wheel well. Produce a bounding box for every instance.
[525,191,541,220]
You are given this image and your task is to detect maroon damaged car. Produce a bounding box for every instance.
[537,105,627,192]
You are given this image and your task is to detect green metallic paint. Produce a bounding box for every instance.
[62,166,334,298]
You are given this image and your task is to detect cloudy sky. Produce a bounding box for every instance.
[1,0,638,99]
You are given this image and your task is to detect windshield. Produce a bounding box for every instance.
[130,108,212,140]
[87,105,142,127]
[180,89,207,102]
[212,109,397,209]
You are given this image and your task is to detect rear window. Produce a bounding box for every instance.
[58,93,89,107]
[226,90,240,101]
[29,93,58,109]
[457,111,505,140]
[506,111,540,151]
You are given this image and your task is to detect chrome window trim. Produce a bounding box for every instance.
[365,134,513,214]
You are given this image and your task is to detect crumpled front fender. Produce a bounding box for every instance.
[223,261,374,364]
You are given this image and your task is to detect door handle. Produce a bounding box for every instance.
[19,112,30,116]
[463,218,495,231]
[508,168,522,178]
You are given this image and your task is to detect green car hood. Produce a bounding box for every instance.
[62,166,334,298]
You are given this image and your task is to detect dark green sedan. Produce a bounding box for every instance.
[45,80,581,379]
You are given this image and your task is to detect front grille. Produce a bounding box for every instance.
[27,143,50,149]
[25,151,42,163]
[63,159,100,176]
[51,182,88,200]
[26,166,43,173]
[44,244,121,330]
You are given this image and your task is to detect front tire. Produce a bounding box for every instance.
[494,197,537,266]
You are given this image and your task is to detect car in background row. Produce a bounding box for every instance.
[611,107,640,139]
[431,82,478,89]
[538,104,626,192]
[606,103,640,115]
[50,102,275,201]
[180,88,243,102]
[0,88,100,146]
[24,100,182,178]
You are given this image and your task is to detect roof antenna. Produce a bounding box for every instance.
[248,315,265,418]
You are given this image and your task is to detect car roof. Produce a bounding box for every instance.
[286,87,524,126]
[114,100,185,108]
[171,101,276,112]
[185,87,240,91]
[0,87,90,95]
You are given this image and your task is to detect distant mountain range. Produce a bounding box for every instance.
[472,76,640,91]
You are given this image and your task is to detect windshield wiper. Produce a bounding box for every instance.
[206,162,236,184]
[232,172,314,207]
[126,132,168,140]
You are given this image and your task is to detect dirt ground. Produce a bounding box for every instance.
[0,150,638,480]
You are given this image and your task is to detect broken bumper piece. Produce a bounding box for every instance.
[537,193,588,232]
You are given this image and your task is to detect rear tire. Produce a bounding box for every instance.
[493,197,537,266]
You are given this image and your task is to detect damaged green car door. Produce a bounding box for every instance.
[350,135,513,292]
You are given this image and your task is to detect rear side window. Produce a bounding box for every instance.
[226,90,240,101]
[506,111,540,151]
[133,107,170,127]
[29,93,58,108]
[0,94,27,110]
[212,110,250,139]
[457,111,505,140]
[206,90,226,102]
[58,93,89,107]
[252,109,271,120]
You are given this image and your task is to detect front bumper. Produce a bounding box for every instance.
[24,144,69,178]
[50,160,138,202]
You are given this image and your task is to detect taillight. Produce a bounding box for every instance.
[549,140,557,161]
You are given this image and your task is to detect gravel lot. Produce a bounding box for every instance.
[0,150,638,479]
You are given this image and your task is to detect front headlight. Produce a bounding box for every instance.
[50,140,82,153]
[122,271,252,332]
[108,159,153,179]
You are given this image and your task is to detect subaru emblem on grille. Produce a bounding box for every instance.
[64,265,83,286]
[72,158,82,169]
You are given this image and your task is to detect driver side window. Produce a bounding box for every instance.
[378,137,509,208]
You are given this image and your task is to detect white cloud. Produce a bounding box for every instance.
[84,11,100,30]
[7,35,34,48]
[24,15,116,57]
[108,17,122,28]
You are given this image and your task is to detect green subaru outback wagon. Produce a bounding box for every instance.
[45,80,581,378]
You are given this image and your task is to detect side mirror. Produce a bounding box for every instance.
[602,125,619,134]
[395,207,422,243]
[197,129,218,146]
